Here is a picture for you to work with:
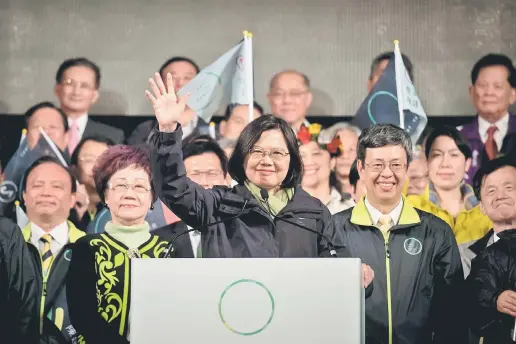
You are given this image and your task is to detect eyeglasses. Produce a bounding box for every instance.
[78,155,100,165]
[365,162,407,173]
[188,170,224,180]
[269,89,308,100]
[62,78,96,91]
[249,148,290,161]
[108,182,151,194]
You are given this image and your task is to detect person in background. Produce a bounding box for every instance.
[459,54,516,183]
[333,123,468,344]
[218,102,264,140]
[69,135,115,231]
[67,145,168,344]
[217,137,237,159]
[267,70,312,132]
[153,136,230,257]
[0,216,38,344]
[367,51,414,92]
[405,146,429,196]
[319,122,361,195]
[21,156,85,344]
[298,123,354,214]
[54,57,124,154]
[127,56,210,146]
[407,126,492,245]
[348,159,366,203]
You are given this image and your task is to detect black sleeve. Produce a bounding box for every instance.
[149,125,226,230]
[66,238,129,344]
[2,219,38,344]
[430,218,469,344]
[318,205,352,258]
[127,120,155,146]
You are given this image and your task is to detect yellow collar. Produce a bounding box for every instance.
[22,221,85,243]
[350,195,421,226]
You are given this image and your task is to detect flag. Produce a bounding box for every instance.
[352,41,427,143]
[178,33,253,123]
[15,201,29,228]
[0,128,68,215]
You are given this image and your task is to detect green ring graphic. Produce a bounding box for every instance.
[367,90,398,124]
[218,279,275,336]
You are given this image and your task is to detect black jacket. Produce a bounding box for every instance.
[0,217,38,344]
[150,125,348,258]
[332,198,468,344]
[152,221,195,258]
[466,228,516,344]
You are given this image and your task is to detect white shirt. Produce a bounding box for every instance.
[493,232,500,243]
[182,115,199,139]
[478,113,509,149]
[68,113,89,141]
[364,197,403,226]
[30,221,69,256]
[187,225,202,258]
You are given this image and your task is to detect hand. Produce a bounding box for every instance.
[497,290,516,317]
[74,184,90,220]
[362,263,374,288]
[145,72,190,132]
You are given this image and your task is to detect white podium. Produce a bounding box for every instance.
[130,258,365,344]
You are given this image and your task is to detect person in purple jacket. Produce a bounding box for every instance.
[458,54,516,183]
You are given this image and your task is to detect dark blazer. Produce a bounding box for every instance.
[152,221,195,258]
[128,118,210,146]
[83,118,124,144]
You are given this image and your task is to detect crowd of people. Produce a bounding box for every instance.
[0,50,515,344]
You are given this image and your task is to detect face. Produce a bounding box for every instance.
[427,136,471,191]
[76,140,110,188]
[55,66,99,114]
[27,107,69,151]
[351,178,367,203]
[367,59,389,92]
[23,162,76,224]
[268,72,312,127]
[244,129,291,191]
[300,141,333,189]
[185,152,228,189]
[161,61,198,92]
[334,129,359,178]
[470,65,516,123]
[406,158,429,195]
[480,166,516,224]
[220,105,261,140]
[104,166,153,226]
[358,145,408,206]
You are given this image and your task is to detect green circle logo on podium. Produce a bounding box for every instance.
[218,279,275,336]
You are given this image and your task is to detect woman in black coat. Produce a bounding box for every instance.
[145,73,374,286]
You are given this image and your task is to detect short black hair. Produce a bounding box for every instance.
[70,135,116,166]
[22,156,77,193]
[473,155,516,200]
[471,53,516,87]
[55,57,101,88]
[370,52,414,82]
[182,135,228,176]
[424,126,472,160]
[24,101,69,132]
[223,102,264,120]
[349,159,360,191]
[357,123,413,165]
[228,115,302,188]
[159,56,200,79]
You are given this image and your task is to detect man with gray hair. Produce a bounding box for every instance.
[333,123,468,343]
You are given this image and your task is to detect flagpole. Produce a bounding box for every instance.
[394,40,405,130]
[243,30,254,124]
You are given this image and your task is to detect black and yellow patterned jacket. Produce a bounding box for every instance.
[66,232,168,344]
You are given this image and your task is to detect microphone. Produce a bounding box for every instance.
[160,199,249,258]
[512,317,516,342]
[259,188,338,257]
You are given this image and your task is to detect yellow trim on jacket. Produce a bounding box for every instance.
[350,195,421,227]
[21,221,86,243]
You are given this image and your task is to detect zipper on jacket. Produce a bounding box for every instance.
[382,231,393,344]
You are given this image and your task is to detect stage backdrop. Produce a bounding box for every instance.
[0,0,515,116]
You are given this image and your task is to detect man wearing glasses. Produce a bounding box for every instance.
[54,57,124,155]
[333,123,468,344]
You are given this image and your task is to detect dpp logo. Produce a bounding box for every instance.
[0,181,18,203]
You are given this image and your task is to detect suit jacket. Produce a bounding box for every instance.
[127,118,210,147]
[83,118,125,144]
[458,114,516,183]
[151,221,195,258]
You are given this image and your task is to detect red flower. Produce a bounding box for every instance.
[297,125,311,144]
[326,137,342,155]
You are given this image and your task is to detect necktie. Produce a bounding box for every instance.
[485,126,498,160]
[196,239,202,258]
[40,234,54,276]
[68,120,80,155]
[377,214,393,232]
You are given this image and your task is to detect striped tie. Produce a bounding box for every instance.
[40,234,54,276]
[377,214,393,232]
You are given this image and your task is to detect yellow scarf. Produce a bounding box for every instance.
[245,181,294,216]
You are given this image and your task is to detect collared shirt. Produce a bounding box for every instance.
[68,113,89,140]
[478,113,509,149]
[364,197,403,226]
[325,187,355,215]
[30,221,69,256]
[187,225,202,258]
[493,232,500,243]
[428,182,479,211]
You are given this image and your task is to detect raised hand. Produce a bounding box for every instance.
[145,72,190,132]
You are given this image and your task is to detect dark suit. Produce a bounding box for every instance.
[127,118,210,146]
[83,118,125,144]
[151,221,195,258]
